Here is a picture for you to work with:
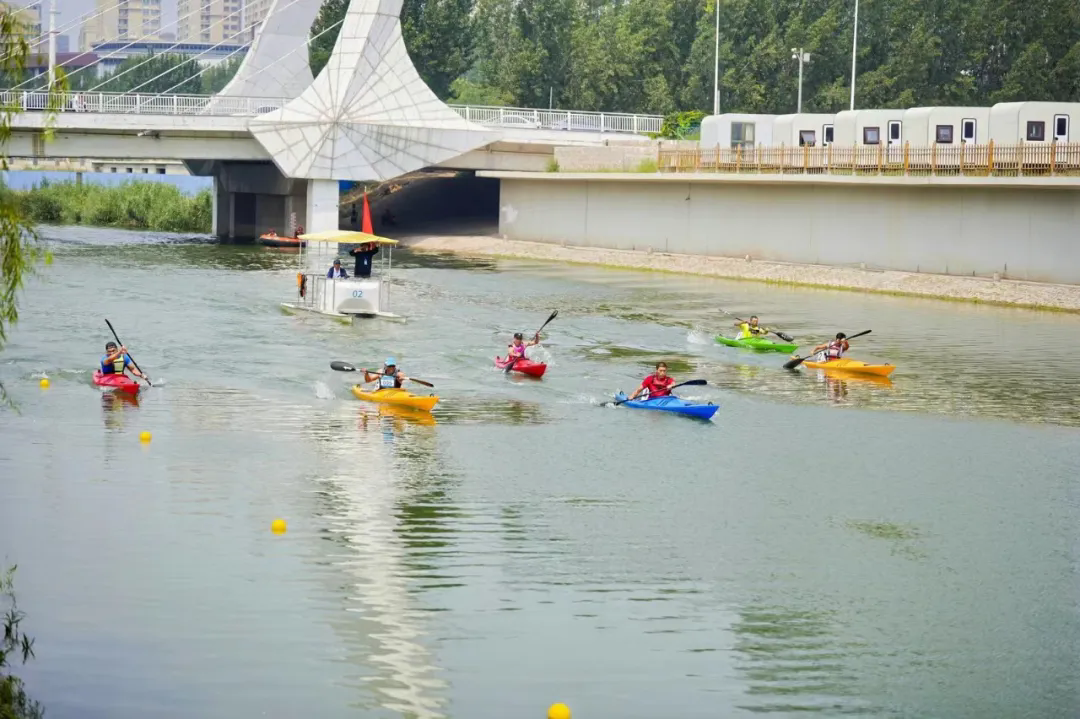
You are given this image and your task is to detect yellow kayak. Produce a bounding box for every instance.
[351,386,439,411]
[803,358,896,377]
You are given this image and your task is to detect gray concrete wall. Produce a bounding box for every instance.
[495,175,1080,284]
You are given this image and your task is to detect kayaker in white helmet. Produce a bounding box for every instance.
[506,331,540,361]
[628,362,675,401]
[100,341,148,381]
[734,315,769,338]
[811,333,849,362]
[363,358,407,389]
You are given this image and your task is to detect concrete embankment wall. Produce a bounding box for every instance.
[490,173,1080,285]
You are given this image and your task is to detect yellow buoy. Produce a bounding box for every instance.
[271,518,287,534]
[39,377,50,389]
[139,431,152,443]
[547,703,571,719]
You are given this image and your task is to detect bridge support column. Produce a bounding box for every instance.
[305,179,339,234]
[212,175,231,238]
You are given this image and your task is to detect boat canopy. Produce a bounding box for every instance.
[298,229,399,245]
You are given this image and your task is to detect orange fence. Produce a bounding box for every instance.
[658,141,1080,178]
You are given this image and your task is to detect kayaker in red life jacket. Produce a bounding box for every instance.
[100,342,148,381]
[506,331,540,360]
[628,362,675,400]
[811,333,849,361]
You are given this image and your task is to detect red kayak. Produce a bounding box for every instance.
[494,356,547,378]
[93,370,141,395]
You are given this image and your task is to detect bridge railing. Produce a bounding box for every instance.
[446,105,663,135]
[660,141,1080,178]
[0,89,663,134]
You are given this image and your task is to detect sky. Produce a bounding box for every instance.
[26,0,179,45]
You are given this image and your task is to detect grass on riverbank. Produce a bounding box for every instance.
[8,179,212,233]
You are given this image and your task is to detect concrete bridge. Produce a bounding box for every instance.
[4,0,662,238]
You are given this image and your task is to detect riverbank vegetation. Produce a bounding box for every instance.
[11,180,212,233]
[1,566,42,719]
[310,0,1080,116]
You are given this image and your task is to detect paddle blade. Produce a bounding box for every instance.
[848,329,872,340]
[330,361,357,372]
[537,309,558,334]
[774,331,795,342]
[783,356,806,370]
[407,377,435,388]
[674,379,708,388]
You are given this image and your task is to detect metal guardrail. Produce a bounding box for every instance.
[0,90,664,134]
[659,142,1080,178]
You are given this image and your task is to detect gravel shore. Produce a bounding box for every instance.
[400,233,1080,312]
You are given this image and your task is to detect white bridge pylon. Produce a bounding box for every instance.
[239,0,498,181]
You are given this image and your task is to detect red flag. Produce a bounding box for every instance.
[362,192,374,234]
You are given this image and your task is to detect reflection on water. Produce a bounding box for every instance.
[733,606,868,715]
[100,389,139,429]
[308,410,449,718]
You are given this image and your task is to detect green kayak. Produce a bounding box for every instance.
[715,336,798,353]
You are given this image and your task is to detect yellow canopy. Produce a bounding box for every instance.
[297,229,399,245]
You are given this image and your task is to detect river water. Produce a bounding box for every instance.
[1,226,1078,718]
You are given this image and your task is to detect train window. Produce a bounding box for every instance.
[1053,114,1069,142]
[799,130,816,147]
[962,119,976,143]
[1026,121,1046,142]
[863,126,881,145]
[935,125,954,144]
[888,120,902,144]
[823,124,834,145]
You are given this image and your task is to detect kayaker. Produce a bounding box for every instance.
[363,358,407,389]
[349,242,379,278]
[100,342,148,381]
[506,331,540,360]
[628,362,675,400]
[734,316,769,338]
[812,333,849,361]
[327,259,349,279]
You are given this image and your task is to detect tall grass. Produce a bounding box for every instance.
[14,179,212,233]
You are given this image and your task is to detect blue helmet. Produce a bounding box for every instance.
[384,357,397,367]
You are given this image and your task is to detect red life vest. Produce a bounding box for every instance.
[642,374,674,397]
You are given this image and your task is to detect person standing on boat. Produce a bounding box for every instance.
[363,358,407,389]
[350,242,379,278]
[627,362,675,401]
[327,259,348,278]
[734,316,769,338]
[811,333,849,361]
[100,342,148,381]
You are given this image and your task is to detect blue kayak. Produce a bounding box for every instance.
[613,392,718,420]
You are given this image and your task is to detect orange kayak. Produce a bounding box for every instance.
[803,358,895,377]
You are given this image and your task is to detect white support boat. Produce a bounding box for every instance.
[281,229,401,320]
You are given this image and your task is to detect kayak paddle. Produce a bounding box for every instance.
[719,308,795,343]
[783,329,872,370]
[330,360,435,388]
[611,379,707,406]
[506,309,558,373]
[104,319,151,386]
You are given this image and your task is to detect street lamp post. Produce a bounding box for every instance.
[849,0,859,111]
[712,0,720,115]
[791,48,810,113]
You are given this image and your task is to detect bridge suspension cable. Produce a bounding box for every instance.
[155,14,344,99]
[28,0,248,92]
[112,0,314,96]
[0,0,128,67]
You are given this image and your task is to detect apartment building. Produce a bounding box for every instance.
[176,0,246,44]
[79,0,162,51]
[244,0,272,41]
[2,1,42,39]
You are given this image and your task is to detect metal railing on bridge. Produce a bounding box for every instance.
[0,89,663,135]
[659,141,1080,178]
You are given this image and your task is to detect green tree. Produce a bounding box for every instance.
[2,6,63,405]
[201,55,243,94]
[1,567,42,718]
[309,0,347,78]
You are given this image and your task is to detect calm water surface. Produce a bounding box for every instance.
[1,226,1078,718]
